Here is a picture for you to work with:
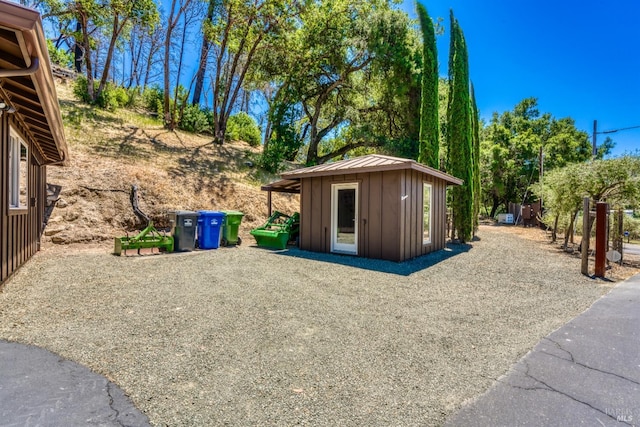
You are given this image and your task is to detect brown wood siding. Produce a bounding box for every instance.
[366,172,382,259]
[398,171,449,261]
[381,170,401,261]
[310,176,323,252]
[299,178,312,251]
[320,176,331,252]
[1,116,46,285]
[299,169,450,262]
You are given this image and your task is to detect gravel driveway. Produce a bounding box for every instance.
[0,225,612,426]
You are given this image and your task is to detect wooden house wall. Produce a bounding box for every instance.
[1,114,46,285]
[398,169,448,261]
[300,169,451,262]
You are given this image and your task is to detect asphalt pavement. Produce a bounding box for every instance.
[445,273,640,427]
[623,242,640,257]
[0,341,150,427]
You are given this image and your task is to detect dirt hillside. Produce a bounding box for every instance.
[42,82,299,250]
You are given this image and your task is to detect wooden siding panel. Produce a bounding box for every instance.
[309,176,323,252]
[1,114,7,283]
[427,177,438,255]
[381,171,400,261]
[432,178,446,252]
[300,178,312,251]
[321,176,331,252]
[357,173,369,258]
[411,170,419,259]
[399,170,407,261]
[367,172,382,259]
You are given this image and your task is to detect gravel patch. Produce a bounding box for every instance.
[0,225,614,426]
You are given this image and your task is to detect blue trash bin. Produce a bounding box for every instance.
[197,211,225,249]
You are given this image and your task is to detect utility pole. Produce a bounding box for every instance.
[592,120,597,157]
[539,146,544,209]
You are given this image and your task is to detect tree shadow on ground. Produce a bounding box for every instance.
[273,242,472,276]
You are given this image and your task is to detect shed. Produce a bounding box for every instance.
[263,154,462,262]
[0,0,68,284]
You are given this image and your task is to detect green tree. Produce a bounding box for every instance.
[532,155,640,246]
[417,2,439,169]
[263,0,417,165]
[47,0,158,103]
[446,10,473,242]
[470,82,480,235]
[481,98,611,217]
[206,0,301,144]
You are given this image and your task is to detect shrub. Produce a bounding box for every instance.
[179,104,211,133]
[73,77,130,111]
[46,40,73,68]
[625,215,640,240]
[73,75,92,103]
[142,86,164,116]
[226,112,261,147]
[259,141,286,173]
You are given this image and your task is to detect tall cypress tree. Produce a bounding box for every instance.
[417,3,439,169]
[446,10,473,242]
[471,82,481,236]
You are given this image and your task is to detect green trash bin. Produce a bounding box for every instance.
[221,210,244,246]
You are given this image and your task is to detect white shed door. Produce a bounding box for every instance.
[331,183,358,255]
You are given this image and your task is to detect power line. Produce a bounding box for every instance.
[599,124,640,134]
[592,120,640,156]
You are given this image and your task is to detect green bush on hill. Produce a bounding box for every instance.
[226,112,261,147]
[180,104,210,134]
[73,76,131,111]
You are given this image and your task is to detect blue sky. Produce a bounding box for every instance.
[406,0,640,156]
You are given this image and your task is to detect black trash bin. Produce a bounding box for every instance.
[168,210,198,251]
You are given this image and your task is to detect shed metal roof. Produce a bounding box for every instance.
[0,0,68,165]
[280,154,463,185]
[263,154,463,194]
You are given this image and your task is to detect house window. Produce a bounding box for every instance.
[423,183,432,244]
[9,129,28,210]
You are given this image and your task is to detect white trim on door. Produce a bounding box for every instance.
[331,182,358,254]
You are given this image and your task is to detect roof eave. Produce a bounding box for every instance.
[281,160,463,186]
[0,0,68,166]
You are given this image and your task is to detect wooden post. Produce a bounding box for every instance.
[595,202,608,278]
[267,190,272,217]
[581,197,590,275]
[618,209,624,264]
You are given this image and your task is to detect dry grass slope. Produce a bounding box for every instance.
[44,82,299,248]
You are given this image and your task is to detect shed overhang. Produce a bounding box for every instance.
[260,179,301,194]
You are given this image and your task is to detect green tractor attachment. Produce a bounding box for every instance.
[114,222,174,255]
[113,184,174,255]
[250,211,299,250]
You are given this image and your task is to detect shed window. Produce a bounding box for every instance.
[9,129,28,210]
[423,183,432,244]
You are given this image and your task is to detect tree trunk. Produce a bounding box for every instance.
[563,209,579,250]
[551,213,559,242]
[172,15,189,128]
[97,15,125,101]
[569,210,579,244]
[79,12,95,101]
[163,0,178,130]
[489,196,500,218]
[74,21,83,73]
[192,0,215,106]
